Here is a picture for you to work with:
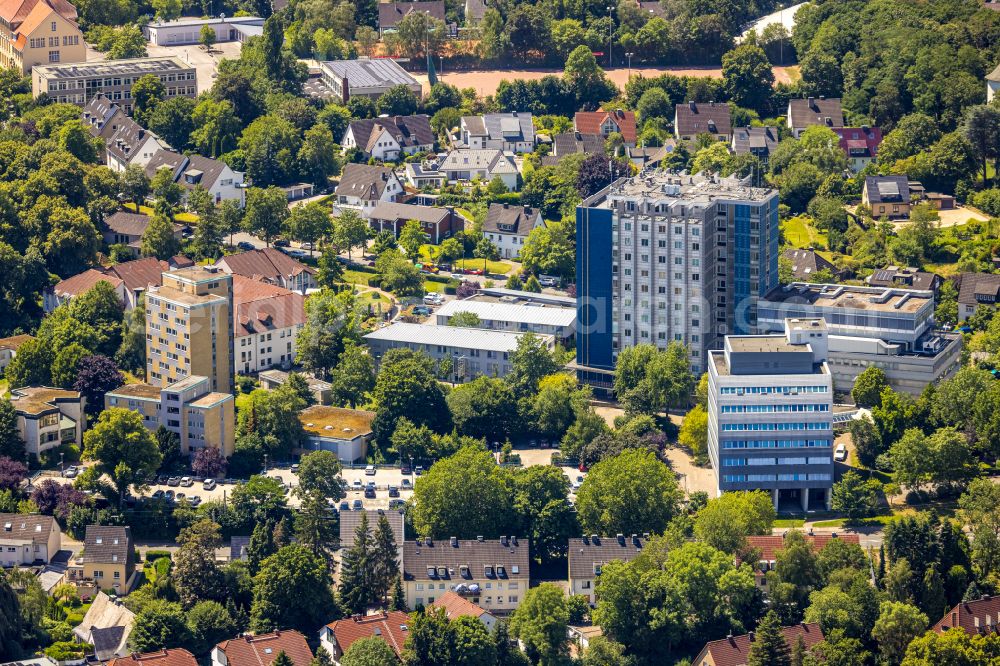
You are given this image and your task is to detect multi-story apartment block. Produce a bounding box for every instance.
[567,534,645,604]
[0,0,84,74]
[758,282,961,395]
[104,375,235,458]
[9,386,84,459]
[230,276,306,374]
[32,56,197,110]
[575,172,780,390]
[145,267,233,394]
[707,318,834,511]
[402,536,529,614]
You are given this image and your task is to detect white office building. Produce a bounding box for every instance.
[434,298,575,343]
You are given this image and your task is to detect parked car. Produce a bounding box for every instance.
[301,242,315,251]
[63,466,77,478]
[237,241,256,251]
[290,464,299,473]
[414,466,425,475]
[572,476,584,490]
[167,477,181,487]
[286,249,307,259]
[401,478,412,489]
[339,501,350,511]
[164,490,175,501]
[388,485,400,498]
[423,293,443,305]
[188,496,202,507]
[538,275,559,287]
[176,492,186,501]
[352,499,364,510]
[152,490,165,500]
[203,479,216,491]
[389,499,406,510]
[364,487,376,499]
[274,239,290,248]
[351,479,362,490]
[179,477,193,487]
[365,465,377,476]
[834,444,848,462]
[400,464,411,475]
[157,475,170,484]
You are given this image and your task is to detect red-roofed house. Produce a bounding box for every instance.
[832,127,883,173]
[574,109,637,146]
[745,533,861,588]
[232,275,306,374]
[44,270,124,313]
[215,247,316,293]
[693,623,824,666]
[212,631,313,666]
[320,612,410,663]
[431,591,497,630]
[45,257,191,313]
[0,0,84,74]
[109,649,199,666]
[932,595,1000,636]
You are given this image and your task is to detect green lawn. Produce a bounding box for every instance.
[424,280,447,293]
[782,215,828,250]
[134,204,199,224]
[64,601,91,627]
[455,258,513,275]
[342,270,375,286]
[773,518,805,528]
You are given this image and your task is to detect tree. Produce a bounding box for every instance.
[398,220,427,259]
[300,124,341,188]
[959,478,1000,579]
[371,514,400,605]
[332,209,370,261]
[83,408,161,507]
[403,607,456,665]
[766,531,823,623]
[173,519,226,608]
[107,25,147,59]
[562,46,615,109]
[121,164,150,212]
[532,374,590,441]
[186,601,235,656]
[131,74,165,127]
[576,448,681,535]
[339,511,374,613]
[286,202,330,255]
[722,43,774,112]
[191,99,242,158]
[140,213,180,259]
[243,186,290,247]
[376,85,419,117]
[748,610,790,666]
[51,343,88,389]
[519,219,575,279]
[613,343,694,414]
[0,402,24,461]
[447,376,519,442]
[872,601,928,666]
[678,404,708,462]
[342,637,399,666]
[0,456,27,492]
[850,415,882,468]
[129,600,191,652]
[294,450,345,555]
[448,311,482,328]
[296,289,362,379]
[473,236,499,273]
[509,584,569,666]
[831,471,881,521]
[328,343,375,408]
[887,427,975,492]
[376,249,423,296]
[192,448,227,478]
[506,333,560,399]
[250,544,335,634]
[411,446,515,539]
[851,366,889,408]
[239,116,302,187]
[694,491,776,554]
[371,348,451,443]
[147,97,196,150]
[150,168,183,216]
[962,105,1000,186]
[200,24,217,50]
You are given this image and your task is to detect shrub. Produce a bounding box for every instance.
[367,276,382,287]
[145,550,171,562]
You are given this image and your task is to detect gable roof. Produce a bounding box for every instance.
[990,63,1000,83]
[103,212,154,238]
[107,257,172,294]
[0,0,76,29]
[864,175,910,204]
[866,266,940,291]
[82,94,121,139]
[464,0,487,21]
[732,126,780,156]
[325,611,411,658]
[957,272,1000,306]
[51,269,123,299]
[336,163,398,200]
[431,591,491,620]
[215,630,313,666]
[675,101,732,137]
[83,525,132,565]
[73,591,135,660]
[0,334,34,352]
[402,537,529,582]
[370,201,450,225]
[229,536,250,561]
[552,131,605,157]
[339,509,404,550]
[933,595,1000,635]
[745,533,860,564]
[232,275,306,337]
[483,203,541,237]
[218,247,315,284]
[378,0,445,29]
[833,126,882,159]
[574,109,637,143]
[347,115,434,154]
[567,534,645,580]
[482,113,534,143]
[695,623,824,666]
[0,514,57,545]
[441,149,517,174]
[787,97,844,130]
[108,649,197,666]
[781,249,838,280]
[105,115,162,165]
[145,151,233,191]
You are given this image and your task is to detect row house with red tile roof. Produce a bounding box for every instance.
[932,595,1000,636]
[44,255,193,313]
[693,623,824,666]
[231,275,306,374]
[110,648,198,666]
[744,532,861,589]
[320,612,410,663]
[212,630,313,666]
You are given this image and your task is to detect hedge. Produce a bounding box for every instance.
[145,550,172,562]
[368,276,382,288]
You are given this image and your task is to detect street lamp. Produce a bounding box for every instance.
[60,453,64,476]
[607,6,614,69]
[25,451,31,490]
[625,52,634,79]
[263,453,268,474]
[409,456,414,482]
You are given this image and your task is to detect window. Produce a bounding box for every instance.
[48,50,60,63]
[50,21,56,30]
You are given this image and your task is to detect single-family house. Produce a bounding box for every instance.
[459,113,535,152]
[731,126,780,166]
[109,649,198,666]
[0,514,61,567]
[989,63,1000,103]
[551,132,605,158]
[483,203,543,259]
[73,591,135,661]
[342,115,434,161]
[101,212,183,258]
[44,269,124,313]
[833,126,883,172]
[440,149,518,190]
[0,334,34,374]
[933,595,1000,635]
[692,623,824,666]
[335,163,404,216]
[674,101,731,143]
[464,0,486,24]
[957,272,1000,321]
[862,175,911,219]
[431,591,498,631]
[47,256,186,312]
[574,108,637,145]
[377,0,445,34]
[212,630,313,666]
[786,96,844,137]
[369,201,461,243]
[215,247,316,293]
[145,150,245,205]
[70,525,135,594]
[781,248,842,282]
[866,266,941,293]
[745,533,861,589]
[320,612,410,663]
[9,387,84,459]
[404,159,447,189]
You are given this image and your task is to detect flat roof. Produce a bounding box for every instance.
[300,406,375,439]
[145,15,263,28]
[762,283,931,314]
[711,349,827,377]
[436,299,575,328]
[364,322,552,353]
[10,387,80,415]
[106,383,162,400]
[726,336,808,354]
[148,284,227,307]
[590,171,775,208]
[188,392,232,408]
[34,56,192,79]
[320,59,419,89]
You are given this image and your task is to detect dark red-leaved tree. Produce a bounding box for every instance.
[576,154,630,198]
[0,456,26,492]
[31,479,90,519]
[73,355,125,413]
[192,447,227,478]
[456,281,481,299]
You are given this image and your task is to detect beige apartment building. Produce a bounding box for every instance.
[145,267,233,394]
[0,0,84,74]
[105,375,235,458]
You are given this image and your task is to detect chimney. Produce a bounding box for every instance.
[501,536,508,546]
[425,536,433,546]
[341,76,350,104]
[450,536,457,547]
[512,536,518,546]
[477,535,484,542]
[688,100,696,112]
[807,96,815,109]
[748,631,756,642]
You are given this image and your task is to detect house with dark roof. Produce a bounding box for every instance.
[335,163,404,216]
[551,131,606,158]
[101,211,183,258]
[0,514,61,567]
[956,272,1000,321]
[483,203,543,259]
[377,0,445,34]
[109,649,198,666]
[0,334,33,374]
[320,612,410,662]
[674,101,732,143]
[368,201,461,243]
[932,595,1000,636]
[833,126,882,173]
[574,109,637,145]
[73,591,135,661]
[229,536,250,561]
[212,630,313,666]
[692,623,824,666]
[865,266,941,293]
[9,387,84,459]
[862,175,911,219]
[464,0,486,24]
[786,97,844,137]
[228,275,306,374]
[215,247,316,293]
[567,534,645,604]
[636,0,666,17]
[402,535,530,614]
[731,126,780,166]
[781,248,842,282]
[459,113,535,153]
[83,95,170,172]
[69,525,135,594]
[431,591,497,630]
[46,257,186,312]
[342,114,434,161]
[340,510,404,563]
[145,150,245,206]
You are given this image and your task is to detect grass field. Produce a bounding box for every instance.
[773,518,805,528]
[341,269,375,286]
[455,258,512,274]
[782,215,828,250]
[135,204,199,224]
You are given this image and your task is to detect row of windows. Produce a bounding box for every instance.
[721,422,831,432]
[720,404,830,413]
[720,385,828,395]
[723,457,832,466]
[724,473,833,482]
[721,439,830,449]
